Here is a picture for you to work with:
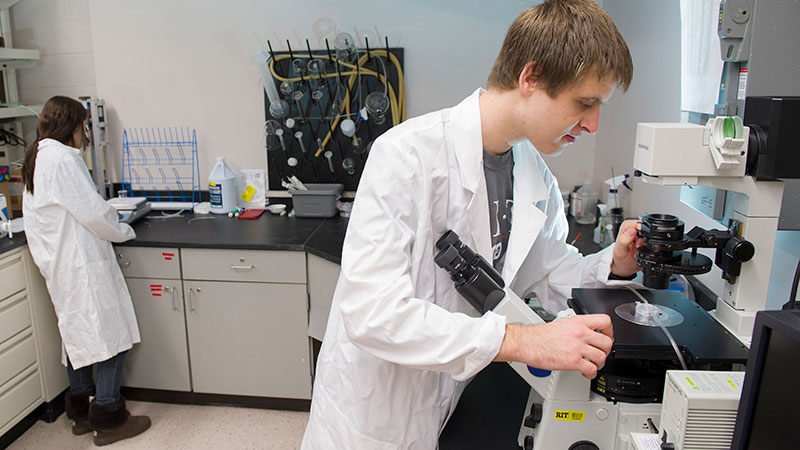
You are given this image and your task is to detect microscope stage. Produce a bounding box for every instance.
[570,288,748,365]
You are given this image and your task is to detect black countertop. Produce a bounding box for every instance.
[0,233,27,256]
[119,212,349,264]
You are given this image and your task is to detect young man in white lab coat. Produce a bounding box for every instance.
[303,1,638,448]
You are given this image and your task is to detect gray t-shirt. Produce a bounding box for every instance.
[483,149,514,272]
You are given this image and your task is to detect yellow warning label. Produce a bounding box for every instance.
[554,410,585,422]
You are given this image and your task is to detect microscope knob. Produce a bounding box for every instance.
[523,402,543,429]
[726,238,755,262]
[523,435,534,450]
[568,441,600,450]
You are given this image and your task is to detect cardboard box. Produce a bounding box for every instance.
[8,168,22,214]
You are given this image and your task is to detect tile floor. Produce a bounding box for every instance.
[7,401,309,449]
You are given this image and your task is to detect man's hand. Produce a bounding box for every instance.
[610,219,644,277]
[494,314,614,379]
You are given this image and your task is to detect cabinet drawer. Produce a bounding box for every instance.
[181,248,306,283]
[0,331,37,387]
[0,250,26,301]
[0,292,31,344]
[115,246,181,279]
[0,366,42,431]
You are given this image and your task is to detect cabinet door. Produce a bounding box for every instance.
[122,278,191,391]
[185,280,311,399]
[307,253,340,341]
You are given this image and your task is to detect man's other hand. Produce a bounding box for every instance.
[610,219,643,277]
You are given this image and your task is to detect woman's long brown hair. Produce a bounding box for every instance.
[21,96,87,195]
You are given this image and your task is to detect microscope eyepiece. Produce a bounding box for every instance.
[434,245,468,277]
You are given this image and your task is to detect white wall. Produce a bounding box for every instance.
[8,0,95,162]
[85,0,588,185]
[9,0,596,192]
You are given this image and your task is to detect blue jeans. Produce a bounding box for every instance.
[67,351,127,405]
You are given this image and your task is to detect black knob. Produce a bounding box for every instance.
[569,441,599,450]
[523,403,544,429]
[726,237,755,262]
[523,435,534,450]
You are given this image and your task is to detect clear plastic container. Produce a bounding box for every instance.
[208,157,237,214]
[574,179,598,225]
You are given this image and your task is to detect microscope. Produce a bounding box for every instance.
[436,222,750,450]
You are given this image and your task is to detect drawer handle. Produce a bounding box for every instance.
[229,264,255,270]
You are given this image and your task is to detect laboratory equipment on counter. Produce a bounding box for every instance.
[288,183,343,218]
[79,96,110,198]
[208,157,237,214]
[107,197,151,224]
[635,213,754,290]
[434,230,747,450]
[121,127,201,211]
[633,101,798,336]
[647,310,800,450]
[574,179,597,225]
[657,370,744,450]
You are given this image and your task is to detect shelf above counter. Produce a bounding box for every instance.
[0,47,39,70]
[0,104,41,120]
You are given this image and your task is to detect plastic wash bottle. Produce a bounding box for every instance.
[208,157,237,214]
[574,179,598,225]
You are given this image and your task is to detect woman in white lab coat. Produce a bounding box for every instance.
[22,96,150,446]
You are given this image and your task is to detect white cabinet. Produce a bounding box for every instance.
[116,247,191,391]
[117,246,312,400]
[21,248,68,403]
[0,248,42,436]
[182,248,311,399]
[123,278,190,391]
[184,280,311,398]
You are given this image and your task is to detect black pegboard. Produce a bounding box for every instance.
[263,45,405,192]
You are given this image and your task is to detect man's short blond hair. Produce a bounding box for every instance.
[488,0,633,97]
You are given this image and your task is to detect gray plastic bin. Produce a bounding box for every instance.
[289,183,344,218]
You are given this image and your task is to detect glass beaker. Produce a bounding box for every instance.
[334,32,358,64]
[365,91,390,125]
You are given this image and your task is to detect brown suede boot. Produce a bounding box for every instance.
[88,398,151,447]
[64,390,93,435]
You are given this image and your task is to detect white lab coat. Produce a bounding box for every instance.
[23,138,140,370]
[302,89,616,449]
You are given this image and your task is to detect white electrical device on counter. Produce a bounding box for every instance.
[107,197,151,224]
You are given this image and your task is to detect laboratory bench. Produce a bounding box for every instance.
[110,212,348,411]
